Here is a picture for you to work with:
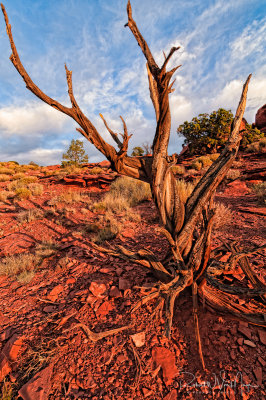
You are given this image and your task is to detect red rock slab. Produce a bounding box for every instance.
[0,233,35,256]
[152,346,178,385]
[96,300,113,317]
[89,281,107,297]
[18,363,54,400]
[47,284,64,302]
[223,181,250,196]
[0,354,11,381]
[2,334,25,362]
[255,104,266,133]
[163,390,177,400]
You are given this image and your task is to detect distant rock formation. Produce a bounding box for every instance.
[255,105,266,133]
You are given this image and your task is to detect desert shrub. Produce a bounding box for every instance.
[90,167,104,175]
[171,165,186,175]
[28,183,44,196]
[209,153,220,161]
[83,223,100,234]
[17,209,43,223]
[197,156,213,167]
[178,108,264,155]
[19,176,38,184]
[213,202,233,230]
[0,167,13,175]
[123,209,141,222]
[226,169,240,181]
[29,161,39,167]
[44,207,57,218]
[131,146,144,156]
[48,190,83,205]
[109,176,151,206]
[232,160,242,169]
[259,137,266,150]
[251,182,266,205]
[15,187,32,200]
[176,179,195,203]
[191,160,202,171]
[93,215,121,243]
[13,172,25,180]
[0,253,38,282]
[186,168,198,176]
[0,191,9,202]
[0,174,11,182]
[35,240,58,258]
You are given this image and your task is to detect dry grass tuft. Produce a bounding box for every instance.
[15,187,32,200]
[28,183,44,196]
[0,174,12,182]
[0,253,38,282]
[251,182,266,205]
[171,165,186,175]
[213,202,233,230]
[17,209,44,223]
[176,179,195,203]
[226,169,240,181]
[89,167,104,175]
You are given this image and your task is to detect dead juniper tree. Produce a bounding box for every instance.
[2,1,265,368]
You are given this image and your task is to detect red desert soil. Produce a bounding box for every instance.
[0,153,265,400]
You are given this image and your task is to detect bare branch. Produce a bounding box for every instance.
[146,63,159,122]
[161,46,180,71]
[125,0,159,76]
[99,114,123,149]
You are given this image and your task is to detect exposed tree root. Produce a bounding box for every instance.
[63,323,131,342]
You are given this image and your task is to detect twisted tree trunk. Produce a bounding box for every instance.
[1,0,265,368]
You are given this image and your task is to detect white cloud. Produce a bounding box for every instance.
[230,18,266,61]
[0,102,69,136]
[0,148,63,166]
[211,76,266,122]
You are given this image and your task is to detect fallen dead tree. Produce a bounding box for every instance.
[2,0,265,369]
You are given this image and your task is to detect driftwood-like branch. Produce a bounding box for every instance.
[2,0,265,366]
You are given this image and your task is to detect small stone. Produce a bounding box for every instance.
[2,334,25,362]
[220,336,227,344]
[152,347,178,385]
[130,332,145,347]
[253,366,262,385]
[43,306,55,313]
[239,346,245,354]
[118,278,131,291]
[96,301,113,317]
[163,390,177,400]
[0,354,11,381]
[18,364,54,400]
[243,339,256,348]
[89,281,106,297]
[66,277,76,285]
[109,286,122,298]
[237,338,243,345]
[47,284,64,301]
[230,350,236,360]
[258,329,266,345]
[238,326,252,340]
[142,388,153,398]
[258,356,265,367]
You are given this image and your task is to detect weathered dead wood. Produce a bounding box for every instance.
[2,0,265,370]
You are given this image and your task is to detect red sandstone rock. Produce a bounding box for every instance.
[258,329,266,345]
[18,363,54,400]
[152,347,178,385]
[96,300,113,316]
[238,326,252,340]
[89,281,107,297]
[0,354,11,381]
[98,160,111,168]
[109,286,122,298]
[119,278,131,291]
[163,390,177,400]
[47,284,64,302]
[130,331,145,347]
[2,334,25,361]
[223,181,250,196]
[255,104,266,133]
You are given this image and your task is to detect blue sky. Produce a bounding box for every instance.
[0,0,265,165]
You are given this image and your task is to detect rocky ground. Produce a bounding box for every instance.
[0,153,265,400]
